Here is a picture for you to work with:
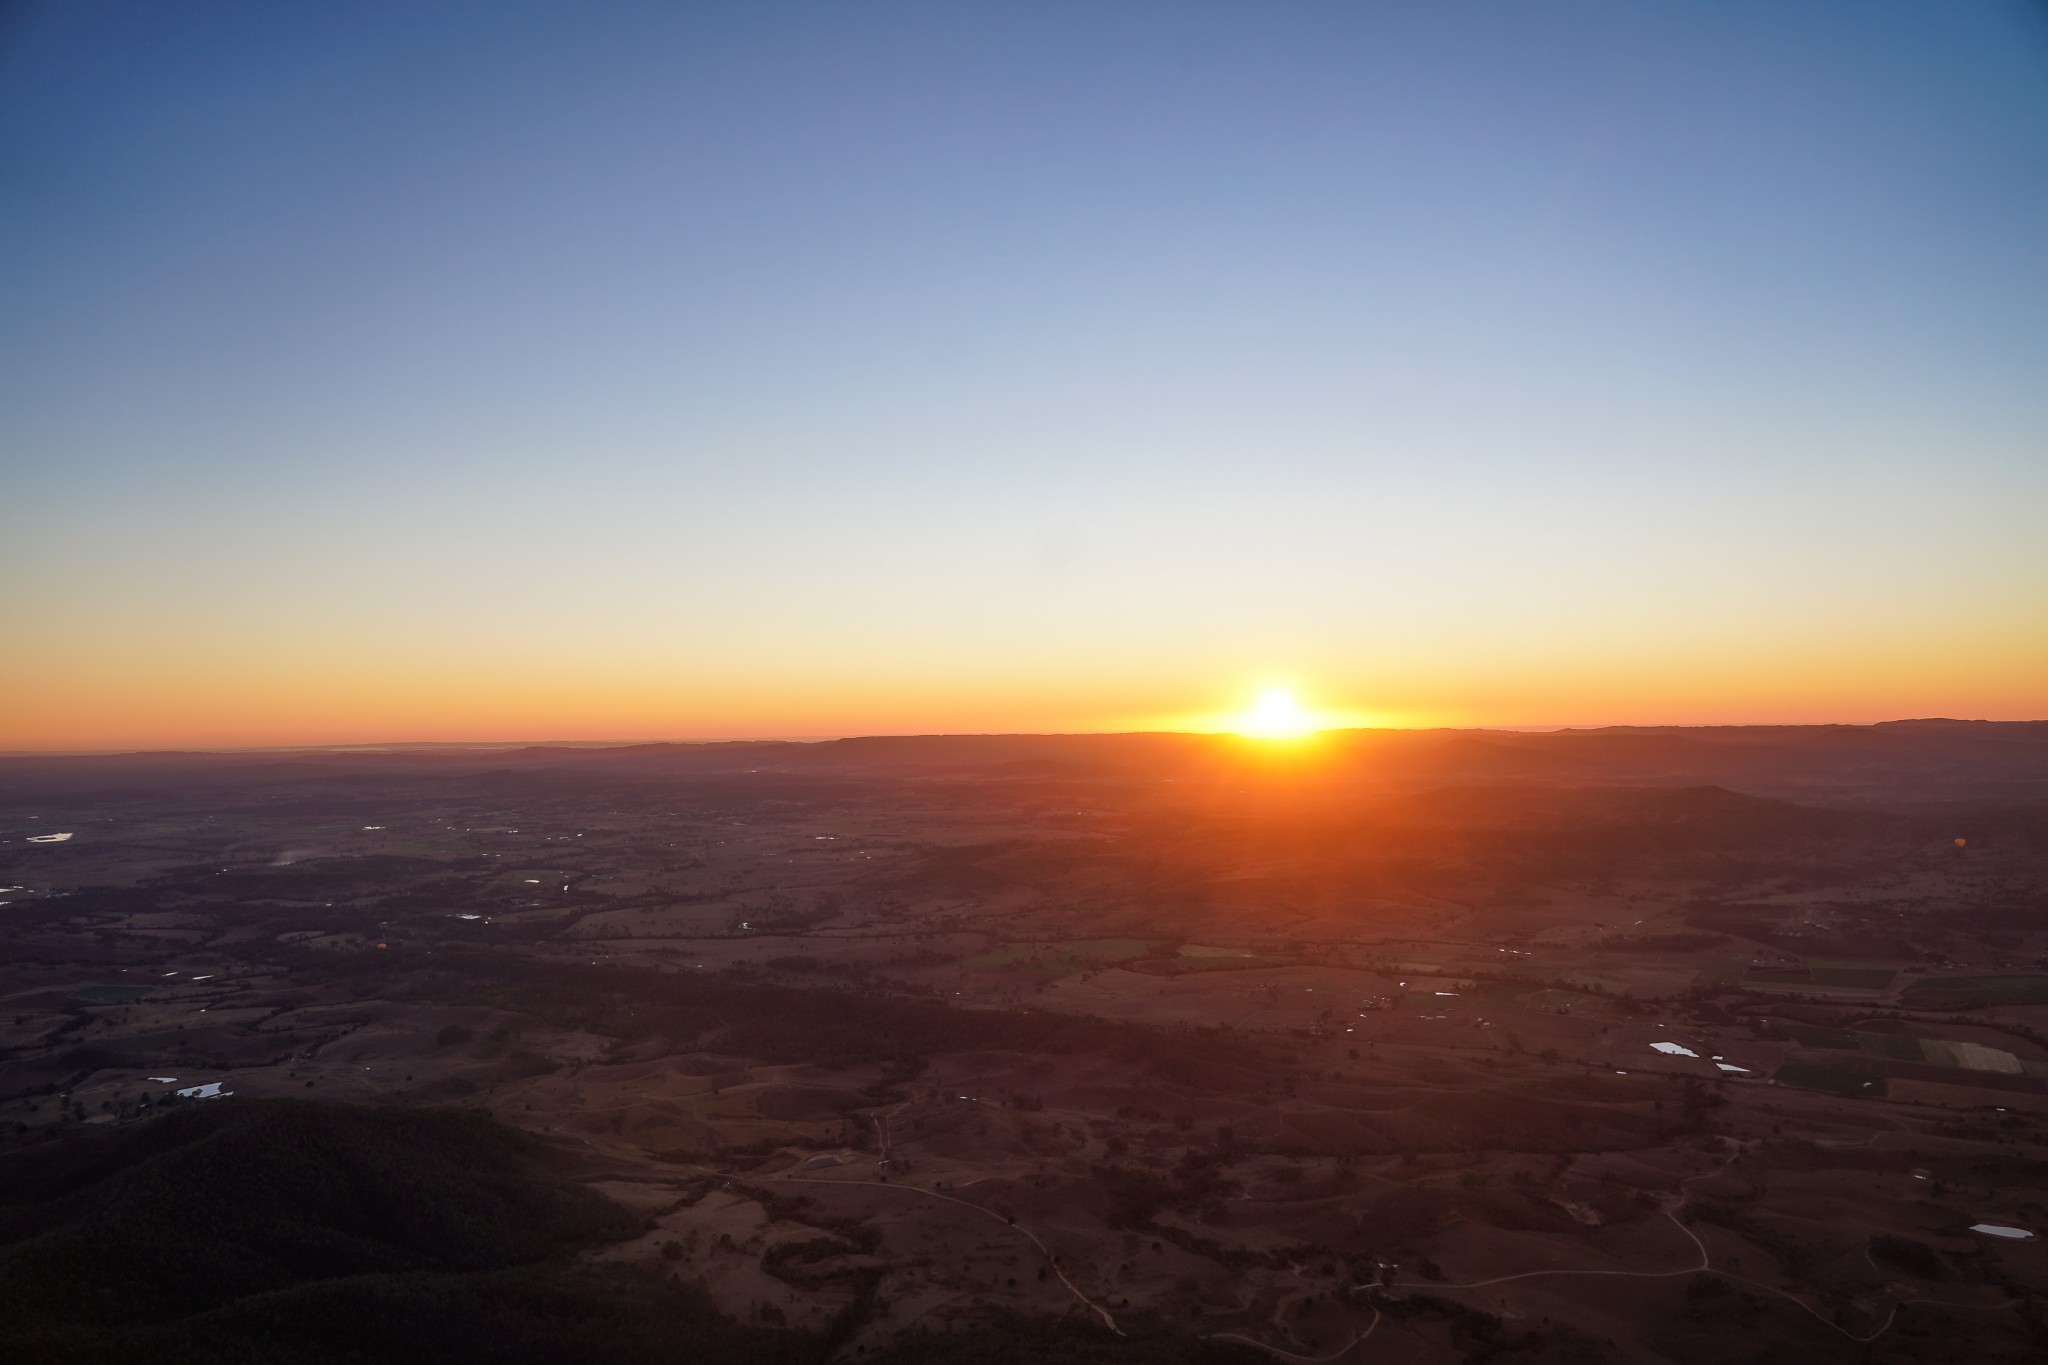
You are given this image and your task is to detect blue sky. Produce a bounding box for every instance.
[3,2,2045,745]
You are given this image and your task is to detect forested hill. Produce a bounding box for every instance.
[0,1101,1250,1365]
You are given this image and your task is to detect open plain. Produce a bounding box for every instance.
[2,722,2046,1363]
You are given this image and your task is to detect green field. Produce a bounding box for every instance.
[1167,952,1287,973]
[1746,965,1895,991]
[1811,966,1897,989]
[1778,1023,2036,1069]
[73,985,152,1004]
[1777,1023,1862,1050]
[1898,975,2048,1009]
[1690,961,1749,990]
[1516,988,1591,1010]
[963,939,1156,971]
[1775,1058,1888,1098]
[1870,1033,1927,1062]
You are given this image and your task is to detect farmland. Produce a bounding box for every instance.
[2,725,2046,1361]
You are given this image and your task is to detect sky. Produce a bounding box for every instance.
[3,1,2045,750]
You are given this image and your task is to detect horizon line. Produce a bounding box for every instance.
[0,715,2034,760]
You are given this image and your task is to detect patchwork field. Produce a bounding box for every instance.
[3,728,2046,1362]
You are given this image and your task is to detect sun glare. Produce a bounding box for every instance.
[1234,687,1319,739]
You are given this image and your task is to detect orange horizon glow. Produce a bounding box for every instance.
[12,575,2038,752]
[4,657,2044,755]
[6,601,2045,754]
[5,7,2046,761]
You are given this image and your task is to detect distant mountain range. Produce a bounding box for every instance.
[4,720,2045,805]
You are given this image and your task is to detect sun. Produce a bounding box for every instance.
[1233,687,1319,739]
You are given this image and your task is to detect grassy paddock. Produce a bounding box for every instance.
[1900,975,2048,1009]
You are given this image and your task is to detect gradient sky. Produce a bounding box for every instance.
[4,1,2045,749]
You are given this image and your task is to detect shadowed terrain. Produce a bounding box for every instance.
[2,723,2045,1362]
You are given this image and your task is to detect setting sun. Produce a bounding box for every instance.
[1233,687,1319,739]
[3,9,2042,1364]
